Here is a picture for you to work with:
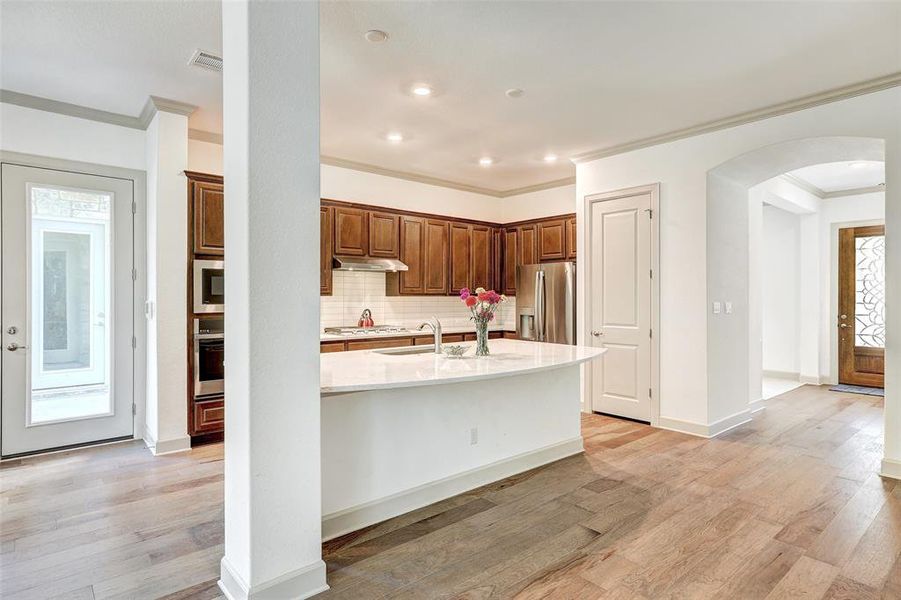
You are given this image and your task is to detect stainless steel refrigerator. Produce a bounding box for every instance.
[515,261,576,344]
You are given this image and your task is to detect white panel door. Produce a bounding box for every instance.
[589,192,652,421]
[1,164,134,457]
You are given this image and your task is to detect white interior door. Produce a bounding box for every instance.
[1,164,134,457]
[588,191,653,421]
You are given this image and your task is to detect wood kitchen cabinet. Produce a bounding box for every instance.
[187,172,225,256]
[492,227,504,292]
[566,216,577,259]
[320,206,333,295]
[369,211,400,258]
[424,219,450,295]
[334,206,369,256]
[449,223,472,294]
[388,216,426,294]
[518,224,538,266]
[538,219,567,261]
[471,224,492,291]
[346,337,412,351]
[192,399,224,434]
[503,227,518,296]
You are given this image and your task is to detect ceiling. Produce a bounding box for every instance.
[787,161,886,195]
[2,1,900,192]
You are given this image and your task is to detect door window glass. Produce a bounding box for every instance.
[855,235,885,348]
[30,185,112,424]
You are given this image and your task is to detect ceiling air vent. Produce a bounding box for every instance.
[188,49,222,73]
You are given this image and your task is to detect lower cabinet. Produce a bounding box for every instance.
[321,331,512,352]
[346,337,413,351]
[193,399,224,435]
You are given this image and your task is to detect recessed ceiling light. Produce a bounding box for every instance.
[386,132,403,143]
[505,88,525,99]
[479,157,494,167]
[543,154,558,163]
[364,30,389,43]
[411,84,433,97]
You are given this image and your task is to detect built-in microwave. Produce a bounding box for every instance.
[194,317,224,398]
[193,259,224,313]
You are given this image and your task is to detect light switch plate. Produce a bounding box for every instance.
[712,301,722,314]
[725,302,733,314]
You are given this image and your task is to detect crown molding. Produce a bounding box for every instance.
[500,177,576,197]
[823,184,886,199]
[780,173,825,198]
[188,128,224,144]
[0,89,145,129]
[571,72,901,164]
[1,89,196,131]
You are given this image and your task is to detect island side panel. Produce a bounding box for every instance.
[321,364,582,539]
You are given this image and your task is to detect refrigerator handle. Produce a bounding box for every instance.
[535,270,546,342]
[565,264,575,345]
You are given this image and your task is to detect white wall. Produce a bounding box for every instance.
[1,102,145,170]
[761,205,802,375]
[186,138,574,224]
[576,87,900,434]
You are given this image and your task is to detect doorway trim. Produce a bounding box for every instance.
[582,183,661,427]
[0,151,146,457]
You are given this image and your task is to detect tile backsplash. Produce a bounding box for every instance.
[321,271,516,331]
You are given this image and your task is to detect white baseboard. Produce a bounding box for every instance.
[657,409,752,439]
[321,436,584,541]
[219,557,328,600]
[749,398,766,414]
[762,370,800,380]
[142,426,191,456]
[800,375,823,385]
[881,458,901,481]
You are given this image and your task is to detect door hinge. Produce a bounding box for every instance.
[644,208,653,219]
[650,269,653,279]
[131,336,137,349]
[131,268,137,281]
[649,329,653,339]
[131,201,137,215]
[649,388,653,398]
[132,404,137,416]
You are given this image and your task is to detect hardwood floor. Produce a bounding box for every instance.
[1,384,897,599]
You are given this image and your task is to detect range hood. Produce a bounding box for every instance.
[333,256,409,272]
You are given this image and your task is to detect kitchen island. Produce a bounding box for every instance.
[320,339,605,539]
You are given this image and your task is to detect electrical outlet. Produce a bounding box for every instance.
[725,302,733,314]
[470,427,478,445]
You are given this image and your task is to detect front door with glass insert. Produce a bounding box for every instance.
[1,164,134,456]
[838,225,885,388]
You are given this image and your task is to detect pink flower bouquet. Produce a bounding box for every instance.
[459,287,506,356]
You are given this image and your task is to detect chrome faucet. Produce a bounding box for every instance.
[418,316,443,353]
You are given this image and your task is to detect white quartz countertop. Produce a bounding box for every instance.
[320,338,605,394]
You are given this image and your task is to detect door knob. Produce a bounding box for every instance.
[591,330,604,337]
[840,323,849,328]
[6,342,27,351]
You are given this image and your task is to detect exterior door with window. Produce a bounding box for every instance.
[1,164,134,457]
[838,225,885,388]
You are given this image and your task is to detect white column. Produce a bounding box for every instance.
[881,126,901,479]
[797,213,820,384]
[218,1,325,599]
[747,187,763,408]
[144,106,191,455]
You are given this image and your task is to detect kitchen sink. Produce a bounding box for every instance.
[374,345,438,356]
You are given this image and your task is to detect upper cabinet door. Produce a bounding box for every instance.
[320,206,333,295]
[334,206,369,256]
[424,219,449,295]
[449,223,472,294]
[518,224,538,266]
[192,180,225,256]
[538,219,566,261]
[471,224,492,291]
[492,227,504,293]
[369,211,400,258]
[566,216,577,259]
[504,228,518,296]
[398,216,425,294]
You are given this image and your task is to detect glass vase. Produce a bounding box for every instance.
[474,319,490,357]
